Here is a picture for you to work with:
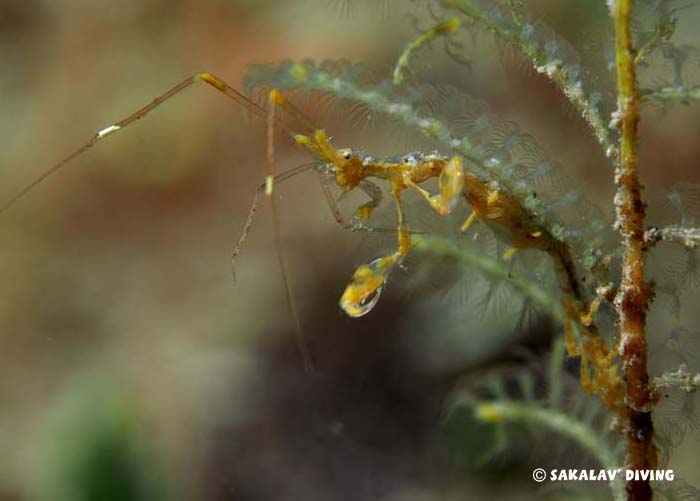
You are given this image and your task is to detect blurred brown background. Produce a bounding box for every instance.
[1,1,700,500]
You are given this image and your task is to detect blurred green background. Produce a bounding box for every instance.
[1,1,700,499]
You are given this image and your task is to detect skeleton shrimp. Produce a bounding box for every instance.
[1,71,560,370]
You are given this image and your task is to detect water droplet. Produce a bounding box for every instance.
[339,255,397,317]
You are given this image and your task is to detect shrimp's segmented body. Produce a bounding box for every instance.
[293,128,570,317]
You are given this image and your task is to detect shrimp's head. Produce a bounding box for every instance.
[332,148,367,189]
[295,130,364,189]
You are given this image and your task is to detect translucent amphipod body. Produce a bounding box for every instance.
[297,130,570,317]
[292,141,466,317]
[461,172,553,258]
[459,171,584,299]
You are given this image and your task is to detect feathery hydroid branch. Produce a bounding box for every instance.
[644,225,700,248]
[462,399,624,500]
[443,0,616,159]
[653,365,700,393]
[642,86,700,103]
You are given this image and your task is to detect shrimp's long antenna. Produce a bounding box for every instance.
[266,90,314,373]
[0,73,294,215]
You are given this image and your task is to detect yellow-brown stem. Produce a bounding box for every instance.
[613,1,656,499]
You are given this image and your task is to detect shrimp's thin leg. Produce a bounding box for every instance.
[351,180,383,226]
[231,162,315,281]
[0,73,315,371]
[266,91,314,373]
[338,184,410,318]
[391,185,412,258]
[408,182,445,212]
[461,211,477,232]
[318,171,354,230]
[317,172,424,235]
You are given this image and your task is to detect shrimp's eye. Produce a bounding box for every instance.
[342,151,352,160]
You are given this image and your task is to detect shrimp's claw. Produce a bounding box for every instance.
[436,156,465,214]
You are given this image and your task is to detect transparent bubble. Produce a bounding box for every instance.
[339,255,397,317]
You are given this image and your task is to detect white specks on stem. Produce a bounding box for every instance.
[606,0,617,16]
